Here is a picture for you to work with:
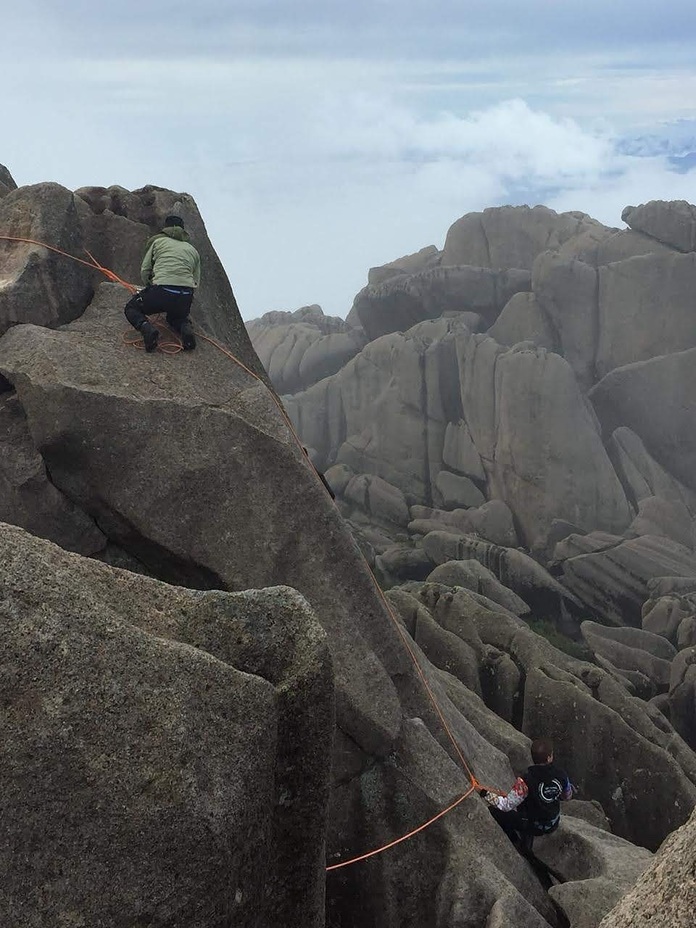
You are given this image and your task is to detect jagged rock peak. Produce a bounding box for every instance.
[0,163,17,197]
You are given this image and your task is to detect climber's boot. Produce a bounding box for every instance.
[180,319,196,351]
[140,321,160,353]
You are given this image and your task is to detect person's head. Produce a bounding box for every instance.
[531,738,554,765]
[164,215,184,229]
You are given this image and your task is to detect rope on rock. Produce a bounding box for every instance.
[1,232,505,869]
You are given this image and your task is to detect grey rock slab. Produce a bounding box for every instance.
[344,473,411,526]
[351,263,530,340]
[597,252,696,378]
[427,559,530,615]
[441,205,602,270]
[622,199,696,253]
[532,250,599,389]
[434,469,486,509]
[590,347,696,494]
[0,183,95,336]
[0,163,17,197]
[0,522,333,928]
[534,815,652,928]
[0,392,106,554]
[422,531,582,619]
[562,535,696,627]
[580,621,675,688]
[457,335,632,551]
[609,427,696,513]
[367,243,440,285]
[488,291,557,351]
[599,806,696,928]
[582,621,677,662]
[376,544,434,582]
[626,496,694,549]
[442,418,486,480]
[642,594,696,641]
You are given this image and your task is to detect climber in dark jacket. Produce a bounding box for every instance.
[124,215,201,353]
[481,739,573,849]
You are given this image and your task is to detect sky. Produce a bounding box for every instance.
[2,1,696,319]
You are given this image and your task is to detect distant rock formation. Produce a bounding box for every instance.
[247,198,696,923]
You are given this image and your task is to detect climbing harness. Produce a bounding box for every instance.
[0,232,504,870]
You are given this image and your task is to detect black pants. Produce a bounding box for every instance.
[489,806,558,850]
[124,285,194,331]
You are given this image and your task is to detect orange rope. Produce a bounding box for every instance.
[1,232,506,869]
[0,235,139,292]
[326,784,476,871]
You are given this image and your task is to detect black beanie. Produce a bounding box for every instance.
[164,215,184,229]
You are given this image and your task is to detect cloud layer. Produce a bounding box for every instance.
[3,3,696,317]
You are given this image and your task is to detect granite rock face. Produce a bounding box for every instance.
[622,199,696,253]
[0,522,333,928]
[599,806,696,928]
[247,305,366,394]
[0,163,17,197]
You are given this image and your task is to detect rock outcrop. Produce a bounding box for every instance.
[622,199,696,253]
[246,305,367,394]
[599,806,696,928]
[0,163,17,197]
[0,522,333,928]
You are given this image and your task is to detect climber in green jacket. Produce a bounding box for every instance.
[124,215,201,352]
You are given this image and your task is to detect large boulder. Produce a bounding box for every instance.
[608,427,696,513]
[0,522,333,928]
[246,305,366,394]
[458,336,632,550]
[351,264,530,340]
[532,251,599,389]
[421,532,582,619]
[622,200,696,253]
[0,285,404,761]
[626,496,694,549]
[534,814,653,928]
[0,163,17,197]
[367,244,440,286]
[590,348,696,494]
[441,205,602,270]
[599,806,696,928]
[0,183,95,335]
[560,535,696,627]
[0,392,106,555]
[596,252,696,377]
[487,291,557,351]
[409,500,519,548]
[580,621,677,688]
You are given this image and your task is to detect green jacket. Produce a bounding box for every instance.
[140,226,201,288]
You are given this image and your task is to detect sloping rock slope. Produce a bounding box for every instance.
[598,806,696,928]
[1,175,695,927]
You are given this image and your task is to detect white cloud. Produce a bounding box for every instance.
[2,6,696,320]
